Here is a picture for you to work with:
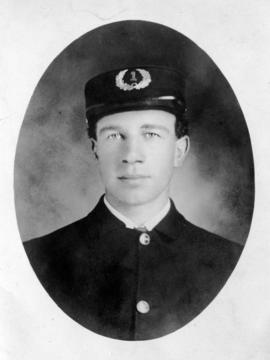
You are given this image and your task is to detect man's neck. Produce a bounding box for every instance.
[105,192,170,227]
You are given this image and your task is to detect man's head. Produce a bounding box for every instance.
[84,67,189,209]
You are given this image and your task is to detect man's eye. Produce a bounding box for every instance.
[144,132,161,138]
[107,133,122,140]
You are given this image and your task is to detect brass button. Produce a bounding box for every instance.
[139,233,150,245]
[136,300,150,314]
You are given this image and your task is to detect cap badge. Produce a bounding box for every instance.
[115,68,152,91]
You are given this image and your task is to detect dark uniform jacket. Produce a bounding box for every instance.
[24,196,243,340]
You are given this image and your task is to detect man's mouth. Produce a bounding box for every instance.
[118,175,150,180]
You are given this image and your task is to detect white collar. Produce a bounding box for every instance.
[104,197,171,231]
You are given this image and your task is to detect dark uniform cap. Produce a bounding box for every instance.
[85,66,186,128]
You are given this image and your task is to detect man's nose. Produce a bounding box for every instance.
[122,137,145,164]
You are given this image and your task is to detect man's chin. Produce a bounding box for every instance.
[107,191,154,207]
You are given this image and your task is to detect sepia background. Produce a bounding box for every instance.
[1,1,270,360]
[14,21,253,244]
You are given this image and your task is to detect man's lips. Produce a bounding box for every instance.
[118,175,150,180]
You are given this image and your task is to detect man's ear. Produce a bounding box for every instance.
[90,138,99,160]
[174,135,190,167]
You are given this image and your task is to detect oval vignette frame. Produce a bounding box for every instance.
[14,20,254,340]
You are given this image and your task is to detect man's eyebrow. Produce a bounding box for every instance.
[98,126,122,135]
[141,124,170,133]
[98,124,170,134]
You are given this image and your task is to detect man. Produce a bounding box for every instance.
[24,66,243,340]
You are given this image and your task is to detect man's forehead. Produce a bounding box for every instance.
[96,110,176,131]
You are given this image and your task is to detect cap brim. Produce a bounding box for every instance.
[86,98,186,122]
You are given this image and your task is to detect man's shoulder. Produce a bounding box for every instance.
[159,201,243,257]
[183,215,242,246]
[23,207,99,256]
[177,213,243,265]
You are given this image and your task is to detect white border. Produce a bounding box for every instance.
[1,1,269,359]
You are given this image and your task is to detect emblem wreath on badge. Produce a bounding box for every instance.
[115,68,152,91]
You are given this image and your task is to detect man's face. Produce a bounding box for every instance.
[92,110,189,208]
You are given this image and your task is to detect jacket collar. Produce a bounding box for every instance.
[103,196,171,231]
[87,195,187,241]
